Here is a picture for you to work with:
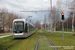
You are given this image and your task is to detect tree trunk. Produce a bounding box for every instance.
[72,13,75,36]
[54,22,56,34]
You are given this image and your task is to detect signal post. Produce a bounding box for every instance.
[62,13,64,41]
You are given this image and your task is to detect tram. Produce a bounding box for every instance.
[13,19,35,38]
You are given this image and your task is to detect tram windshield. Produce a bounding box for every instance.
[13,21,24,32]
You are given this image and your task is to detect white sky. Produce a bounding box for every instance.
[0,0,67,23]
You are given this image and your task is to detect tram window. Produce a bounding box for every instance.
[25,23,28,32]
[13,22,24,32]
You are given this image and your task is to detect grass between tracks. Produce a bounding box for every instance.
[38,31,54,50]
[43,30,75,50]
[8,30,39,50]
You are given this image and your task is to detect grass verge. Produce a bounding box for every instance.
[0,39,22,50]
[0,35,22,50]
[43,30,75,50]
[0,35,13,45]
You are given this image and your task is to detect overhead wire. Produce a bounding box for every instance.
[15,0,50,22]
[16,0,25,10]
[16,0,50,12]
[16,0,30,18]
[16,0,43,11]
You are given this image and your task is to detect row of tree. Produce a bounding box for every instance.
[56,0,75,31]
[47,0,75,34]
[0,8,21,33]
[34,0,75,31]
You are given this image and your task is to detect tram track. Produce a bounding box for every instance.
[5,31,39,50]
[35,31,57,50]
[35,33,40,50]
[0,30,39,50]
[0,30,57,50]
[6,39,24,50]
[43,33,57,50]
[0,40,14,46]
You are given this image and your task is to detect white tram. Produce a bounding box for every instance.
[13,19,35,38]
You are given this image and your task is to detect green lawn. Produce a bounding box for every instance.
[43,31,75,50]
[1,30,74,50]
[0,36,13,45]
[56,28,75,32]
[0,39,22,50]
[8,30,39,50]
[0,35,22,50]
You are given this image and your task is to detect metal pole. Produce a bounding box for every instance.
[27,16,32,22]
[45,15,46,31]
[62,20,64,40]
[67,19,68,31]
[30,20,31,23]
[50,0,53,34]
[8,13,11,32]
[49,0,51,32]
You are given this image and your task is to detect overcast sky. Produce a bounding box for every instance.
[0,0,67,23]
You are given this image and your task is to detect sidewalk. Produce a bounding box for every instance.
[47,30,73,34]
[0,33,13,38]
[0,33,12,35]
[56,31,72,34]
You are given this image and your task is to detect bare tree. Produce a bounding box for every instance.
[0,8,22,33]
[0,8,8,33]
[48,0,63,34]
[52,7,60,34]
[48,6,60,34]
[65,0,75,35]
[35,21,41,29]
[42,23,48,29]
[5,13,22,32]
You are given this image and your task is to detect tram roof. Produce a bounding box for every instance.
[13,19,26,22]
[13,19,35,27]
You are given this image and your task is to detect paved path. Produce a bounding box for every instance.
[56,31,72,34]
[0,33,13,38]
[0,33,12,35]
[47,30,73,34]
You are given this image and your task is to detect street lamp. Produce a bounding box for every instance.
[27,16,32,23]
